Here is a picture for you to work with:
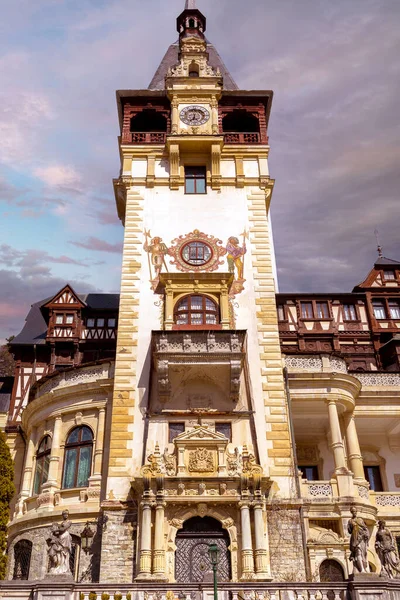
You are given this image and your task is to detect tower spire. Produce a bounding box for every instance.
[185,0,197,8]
[374,228,383,258]
[177,0,206,40]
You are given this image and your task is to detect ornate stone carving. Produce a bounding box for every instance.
[355,372,400,387]
[197,502,207,517]
[168,230,226,273]
[375,520,400,578]
[227,447,241,476]
[297,445,319,463]
[242,445,262,475]
[375,494,400,507]
[163,448,177,476]
[188,448,214,473]
[308,483,333,497]
[285,356,323,372]
[170,519,184,529]
[141,443,163,476]
[356,485,369,500]
[348,506,370,573]
[47,510,72,576]
[222,518,234,529]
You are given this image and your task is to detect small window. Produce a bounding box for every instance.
[33,435,51,495]
[299,465,319,481]
[316,302,330,319]
[185,167,206,194]
[188,18,196,28]
[62,426,93,489]
[215,422,232,442]
[301,302,313,319]
[65,314,74,324]
[87,318,95,328]
[372,300,386,320]
[55,314,64,324]
[389,300,400,319]
[364,465,383,491]
[343,304,357,321]
[383,270,395,280]
[182,241,212,266]
[108,318,116,327]
[174,294,219,326]
[277,305,286,321]
[169,422,185,443]
[97,318,105,327]
[13,540,32,580]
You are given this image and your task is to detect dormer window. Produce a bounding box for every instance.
[55,313,74,325]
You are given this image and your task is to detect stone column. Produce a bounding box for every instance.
[138,500,153,579]
[344,411,365,480]
[153,501,167,580]
[211,98,219,135]
[327,399,347,472]
[171,99,179,135]
[44,415,62,487]
[253,501,269,578]
[89,407,106,487]
[239,502,254,578]
[17,428,37,514]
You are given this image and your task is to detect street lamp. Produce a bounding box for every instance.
[208,543,220,600]
[80,521,95,553]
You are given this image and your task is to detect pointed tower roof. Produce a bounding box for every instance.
[185,0,197,8]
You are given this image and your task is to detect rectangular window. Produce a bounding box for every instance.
[343,304,357,321]
[299,465,319,481]
[65,315,74,324]
[185,166,206,194]
[389,301,400,319]
[215,422,232,442]
[383,270,395,280]
[316,302,329,318]
[169,422,185,443]
[301,302,313,318]
[97,318,105,327]
[277,305,286,321]
[364,465,383,491]
[108,318,116,327]
[372,301,386,320]
[87,318,95,328]
[55,315,63,324]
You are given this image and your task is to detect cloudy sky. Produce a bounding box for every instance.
[1,0,399,342]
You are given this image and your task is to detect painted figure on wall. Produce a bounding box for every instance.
[347,506,370,574]
[226,230,248,297]
[375,520,400,578]
[47,510,72,575]
[144,230,169,288]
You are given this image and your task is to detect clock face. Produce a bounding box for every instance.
[180,105,210,126]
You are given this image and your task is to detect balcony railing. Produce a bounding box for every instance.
[300,479,338,499]
[122,132,167,144]
[224,132,263,144]
[370,491,400,509]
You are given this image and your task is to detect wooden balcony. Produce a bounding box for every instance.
[224,132,265,144]
[121,131,167,144]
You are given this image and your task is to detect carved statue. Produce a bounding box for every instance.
[142,443,163,476]
[375,520,400,578]
[163,448,177,476]
[347,506,370,573]
[47,510,72,575]
[227,447,241,476]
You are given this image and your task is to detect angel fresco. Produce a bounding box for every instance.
[226,230,248,296]
[144,230,169,288]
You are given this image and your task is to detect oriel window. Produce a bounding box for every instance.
[185,166,207,194]
[62,426,93,489]
[175,294,219,326]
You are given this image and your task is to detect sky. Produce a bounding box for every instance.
[0,0,399,342]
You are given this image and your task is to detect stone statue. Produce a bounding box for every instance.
[47,510,72,575]
[347,506,370,573]
[375,520,400,578]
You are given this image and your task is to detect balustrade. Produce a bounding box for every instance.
[122,132,167,144]
[224,132,262,144]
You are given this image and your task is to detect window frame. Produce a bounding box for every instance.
[382,270,396,281]
[173,294,220,329]
[364,465,384,492]
[215,422,232,442]
[168,422,185,443]
[55,313,75,325]
[184,166,207,195]
[298,465,320,481]
[372,300,387,320]
[342,303,359,322]
[299,300,332,320]
[62,426,93,490]
[33,435,51,495]
[388,300,400,320]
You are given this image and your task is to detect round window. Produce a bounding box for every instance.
[181,241,212,266]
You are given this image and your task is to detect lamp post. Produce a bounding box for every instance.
[208,543,220,600]
[80,515,108,554]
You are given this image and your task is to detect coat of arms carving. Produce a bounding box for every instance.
[188,447,214,473]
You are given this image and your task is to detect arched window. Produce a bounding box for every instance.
[174,295,219,327]
[222,110,260,133]
[62,426,93,489]
[33,435,51,495]
[188,18,196,28]
[319,559,345,582]
[189,62,200,78]
[13,540,32,580]
[130,110,167,133]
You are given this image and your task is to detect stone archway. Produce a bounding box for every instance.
[319,559,345,582]
[175,516,231,583]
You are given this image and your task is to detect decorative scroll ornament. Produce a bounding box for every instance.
[141,444,177,476]
[188,447,214,472]
[168,230,226,273]
[227,447,242,476]
[242,445,262,475]
[163,448,177,476]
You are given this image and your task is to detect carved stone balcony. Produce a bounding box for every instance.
[152,330,246,405]
[121,131,167,144]
[224,132,263,144]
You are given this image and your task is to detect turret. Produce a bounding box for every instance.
[177,0,206,41]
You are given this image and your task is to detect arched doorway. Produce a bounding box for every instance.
[319,559,345,582]
[175,516,231,583]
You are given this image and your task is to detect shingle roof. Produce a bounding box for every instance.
[148,41,238,91]
[11,293,120,346]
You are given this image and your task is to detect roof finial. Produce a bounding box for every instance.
[374,228,383,258]
[185,0,197,9]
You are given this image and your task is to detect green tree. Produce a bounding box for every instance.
[0,337,15,378]
[0,431,15,579]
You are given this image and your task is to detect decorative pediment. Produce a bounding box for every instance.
[43,284,86,309]
[308,526,346,546]
[174,425,228,445]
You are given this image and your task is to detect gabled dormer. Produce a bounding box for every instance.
[42,284,86,341]
[353,256,400,291]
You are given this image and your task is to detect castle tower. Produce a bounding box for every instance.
[101,1,304,584]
